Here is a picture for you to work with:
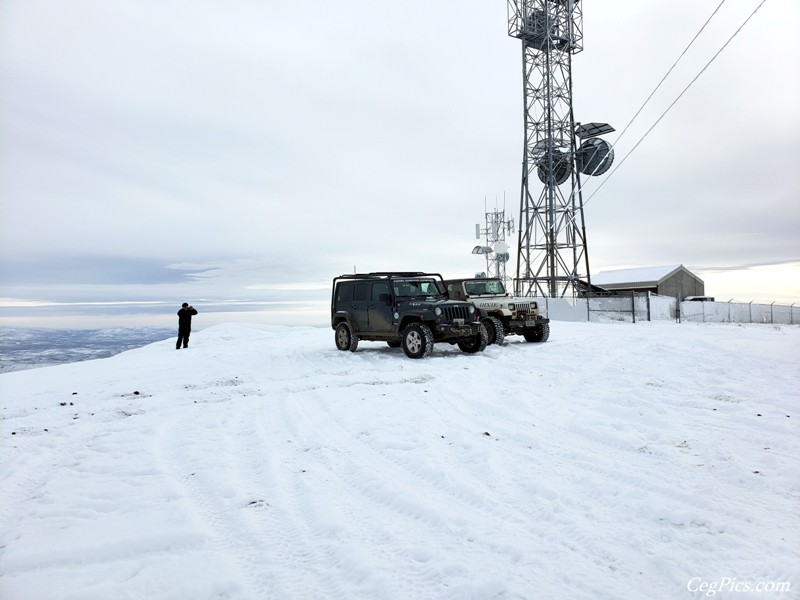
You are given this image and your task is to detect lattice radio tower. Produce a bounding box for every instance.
[473,204,514,283]
[507,1,614,298]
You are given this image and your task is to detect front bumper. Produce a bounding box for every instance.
[435,322,481,339]
[510,315,549,328]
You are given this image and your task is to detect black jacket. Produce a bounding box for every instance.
[177,307,198,331]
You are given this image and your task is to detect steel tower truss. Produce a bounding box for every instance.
[475,208,514,283]
[508,0,586,298]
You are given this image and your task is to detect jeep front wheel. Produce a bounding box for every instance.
[523,322,550,343]
[402,323,434,359]
[457,323,488,354]
[482,316,505,345]
[335,322,359,352]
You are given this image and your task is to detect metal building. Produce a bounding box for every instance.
[591,265,705,301]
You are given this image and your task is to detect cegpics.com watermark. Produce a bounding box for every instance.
[688,577,792,597]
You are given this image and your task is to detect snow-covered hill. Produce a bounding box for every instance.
[1,321,798,600]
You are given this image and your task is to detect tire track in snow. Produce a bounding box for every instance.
[156,364,359,600]
[461,336,771,592]
[273,376,614,599]
[0,416,114,568]
[154,385,292,600]
[234,396,350,600]
[264,387,406,599]
[316,346,692,596]
[267,378,473,599]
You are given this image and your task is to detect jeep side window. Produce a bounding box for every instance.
[371,282,390,303]
[393,281,411,297]
[354,282,369,302]
[447,284,465,301]
[336,282,353,304]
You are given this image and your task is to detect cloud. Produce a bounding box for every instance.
[1,0,798,312]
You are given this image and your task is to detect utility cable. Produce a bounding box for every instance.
[612,0,727,148]
[584,0,767,206]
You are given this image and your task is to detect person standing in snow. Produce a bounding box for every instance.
[176,302,198,349]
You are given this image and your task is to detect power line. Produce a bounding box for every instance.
[612,0,727,148]
[584,0,767,206]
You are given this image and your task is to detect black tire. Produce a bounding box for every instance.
[457,323,488,353]
[482,316,505,345]
[387,340,402,348]
[335,321,359,352]
[402,323,434,359]
[523,322,550,343]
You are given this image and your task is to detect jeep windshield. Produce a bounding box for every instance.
[464,279,506,295]
[392,278,443,299]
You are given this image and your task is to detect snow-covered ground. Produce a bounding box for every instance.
[1,321,798,600]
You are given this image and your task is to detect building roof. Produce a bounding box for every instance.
[592,265,702,287]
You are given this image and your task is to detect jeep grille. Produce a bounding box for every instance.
[515,302,534,315]
[443,305,471,322]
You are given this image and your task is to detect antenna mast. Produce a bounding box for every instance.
[507,0,614,298]
[473,202,514,282]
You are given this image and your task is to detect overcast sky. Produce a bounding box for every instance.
[1,0,798,326]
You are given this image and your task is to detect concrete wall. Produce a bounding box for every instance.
[680,300,799,324]
[539,295,798,325]
[542,293,677,323]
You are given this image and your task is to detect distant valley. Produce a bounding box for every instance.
[0,327,174,372]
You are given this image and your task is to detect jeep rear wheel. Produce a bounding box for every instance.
[482,316,505,345]
[523,322,550,343]
[457,323,488,353]
[402,323,434,359]
[335,322,359,352]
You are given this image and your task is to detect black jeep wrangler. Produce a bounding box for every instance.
[331,272,488,359]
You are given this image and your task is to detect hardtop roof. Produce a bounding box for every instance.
[334,272,442,282]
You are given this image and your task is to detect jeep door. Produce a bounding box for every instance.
[352,282,370,331]
[368,282,393,332]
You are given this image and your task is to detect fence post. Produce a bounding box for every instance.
[631,291,636,323]
[771,302,775,324]
[646,291,652,322]
[749,300,754,323]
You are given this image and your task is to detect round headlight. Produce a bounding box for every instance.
[468,305,475,314]
[434,307,442,317]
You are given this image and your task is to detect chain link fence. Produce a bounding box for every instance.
[540,293,798,325]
